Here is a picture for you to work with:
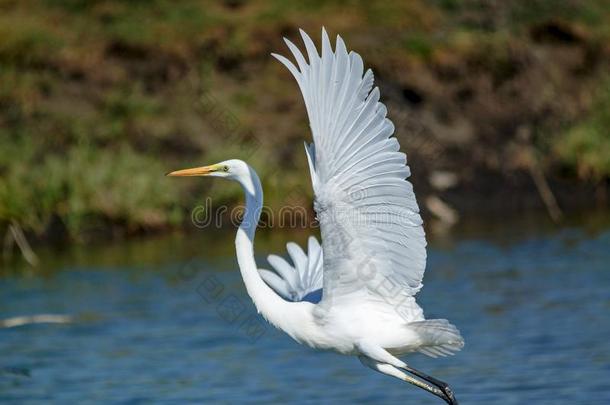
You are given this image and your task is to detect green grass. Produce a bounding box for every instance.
[0,138,184,239]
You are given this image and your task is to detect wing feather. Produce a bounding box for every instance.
[259,236,323,303]
[274,28,427,321]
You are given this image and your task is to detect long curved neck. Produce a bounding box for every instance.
[235,167,308,337]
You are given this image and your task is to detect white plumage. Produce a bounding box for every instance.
[168,28,464,404]
[259,236,323,302]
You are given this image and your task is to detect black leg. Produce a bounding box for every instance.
[402,364,458,405]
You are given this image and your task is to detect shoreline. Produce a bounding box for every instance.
[3,201,609,272]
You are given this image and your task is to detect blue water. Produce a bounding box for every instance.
[1,226,609,404]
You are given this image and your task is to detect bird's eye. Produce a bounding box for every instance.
[223,166,229,172]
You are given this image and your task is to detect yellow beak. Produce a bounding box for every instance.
[166,164,218,177]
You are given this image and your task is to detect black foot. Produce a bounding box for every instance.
[438,382,458,405]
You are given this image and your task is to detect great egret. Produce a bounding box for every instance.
[168,28,464,404]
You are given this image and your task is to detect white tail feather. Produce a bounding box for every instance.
[409,319,464,358]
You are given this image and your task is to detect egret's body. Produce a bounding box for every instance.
[169,28,463,404]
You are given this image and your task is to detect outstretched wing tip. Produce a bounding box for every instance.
[270,52,285,63]
[298,27,309,41]
[321,27,330,42]
[282,36,294,49]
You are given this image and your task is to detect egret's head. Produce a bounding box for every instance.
[166,159,261,196]
[166,159,249,181]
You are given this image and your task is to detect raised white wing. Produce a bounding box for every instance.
[258,236,323,303]
[273,29,426,320]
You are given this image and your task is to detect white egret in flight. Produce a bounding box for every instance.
[168,28,464,404]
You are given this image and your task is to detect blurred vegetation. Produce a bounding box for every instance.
[556,76,610,180]
[0,0,609,243]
